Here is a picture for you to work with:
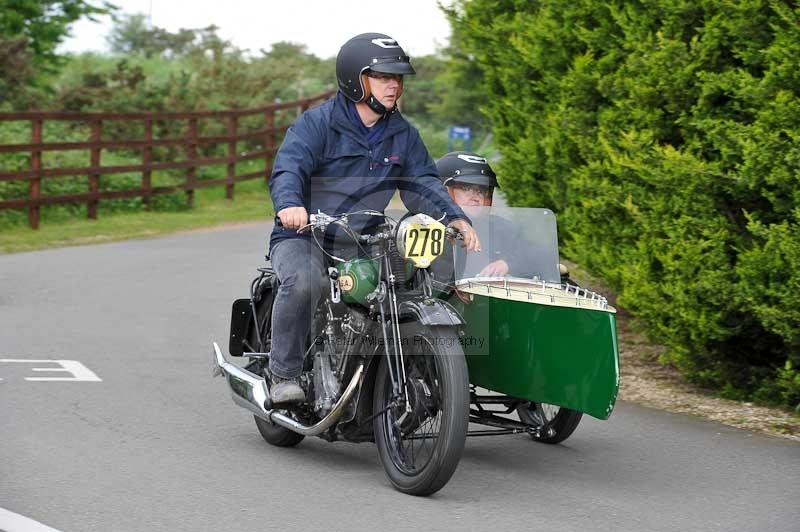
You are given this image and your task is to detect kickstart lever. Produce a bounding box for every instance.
[328,267,341,303]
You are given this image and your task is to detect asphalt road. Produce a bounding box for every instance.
[1,223,798,532]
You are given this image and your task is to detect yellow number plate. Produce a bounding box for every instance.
[403,222,446,268]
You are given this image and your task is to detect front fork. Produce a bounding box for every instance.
[376,254,413,420]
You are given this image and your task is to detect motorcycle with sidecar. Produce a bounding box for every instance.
[212,206,619,495]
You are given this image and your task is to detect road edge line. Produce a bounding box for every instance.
[0,507,64,532]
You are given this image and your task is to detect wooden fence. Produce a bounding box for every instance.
[0,90,334,229]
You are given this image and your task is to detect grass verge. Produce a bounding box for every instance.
[0,179,273,254]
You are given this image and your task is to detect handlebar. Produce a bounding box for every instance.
[300,212,336,232]
[299,211,464,243]
[298,211,391,243]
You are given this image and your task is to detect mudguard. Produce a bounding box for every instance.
[229,273,278,356]
[397,299,464,326]
[229,299,252,356]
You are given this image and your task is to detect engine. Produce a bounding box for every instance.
[311,307,367,416]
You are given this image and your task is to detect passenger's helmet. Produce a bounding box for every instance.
[336,33,416,103]
[436,151,499,188]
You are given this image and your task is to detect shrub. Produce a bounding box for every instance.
[450,0,800,407]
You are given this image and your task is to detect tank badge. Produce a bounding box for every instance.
[339,274,356,292]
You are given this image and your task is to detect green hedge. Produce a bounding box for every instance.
[450,0,800,409]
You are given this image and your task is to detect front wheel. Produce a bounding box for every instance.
[373,324,469,496]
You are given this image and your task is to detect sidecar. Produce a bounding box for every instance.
[437,207,619,440]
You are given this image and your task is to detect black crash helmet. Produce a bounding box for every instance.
[336,32,416,103]
[436,151,499,188]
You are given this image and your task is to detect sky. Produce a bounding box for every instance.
[60,0,455,59]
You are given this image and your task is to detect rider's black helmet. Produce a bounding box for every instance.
[336,33,416,103]
[436,151,499,188]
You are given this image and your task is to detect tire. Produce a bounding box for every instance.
[254,415,305,447]
[373,324,469,496]
[517,402,583,444]
[248,297,305,448]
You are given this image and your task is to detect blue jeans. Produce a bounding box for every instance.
[268,238,328,379]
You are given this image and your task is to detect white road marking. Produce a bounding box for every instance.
[0,507,64,532]
[0,359,102,382]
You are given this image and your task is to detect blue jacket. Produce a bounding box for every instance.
[268,92,469,253]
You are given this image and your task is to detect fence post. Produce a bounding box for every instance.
[264,110,275,186]
[143,118,152,209]
[29,119,43,229]
[226,116,237,199]
[186,118,198,207]
[88,119,102,220]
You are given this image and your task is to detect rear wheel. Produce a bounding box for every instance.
[248,296,305,448]
[373,324,469,496]
[254,414,305,447]
[517,402,582,444]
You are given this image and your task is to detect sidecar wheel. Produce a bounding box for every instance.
[373,324,469,496]
[254,415,305,447]
[517,402,582,444]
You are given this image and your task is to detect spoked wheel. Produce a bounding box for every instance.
[373,324,469,496]
[517,402,583,444]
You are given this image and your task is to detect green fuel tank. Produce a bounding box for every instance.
[337,258,379,306]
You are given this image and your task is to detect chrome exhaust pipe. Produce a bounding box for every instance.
[212,342,364,437]
[270,362,364,436]
[212,342,272,418]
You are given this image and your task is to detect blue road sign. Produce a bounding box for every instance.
[448,125,472,152]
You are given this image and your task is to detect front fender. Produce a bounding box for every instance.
[397,299,464,327]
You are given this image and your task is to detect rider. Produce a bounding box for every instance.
[267,33,480,404]
[433,151,539,282]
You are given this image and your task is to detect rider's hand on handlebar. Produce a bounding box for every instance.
[447,219,481,252]
[277,206,308,230]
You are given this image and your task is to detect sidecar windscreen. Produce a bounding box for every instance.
[436,207,560,284]
[304,177,561,281]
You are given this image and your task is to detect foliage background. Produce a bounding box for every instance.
[447,0,800,410]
